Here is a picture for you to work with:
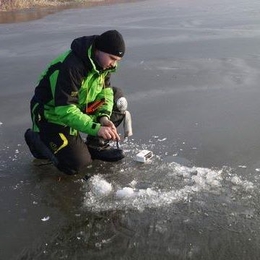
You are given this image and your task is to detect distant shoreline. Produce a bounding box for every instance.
[0,0,140,24]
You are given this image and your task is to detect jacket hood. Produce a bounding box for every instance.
[71,35,98,66]
[70,35,117,73]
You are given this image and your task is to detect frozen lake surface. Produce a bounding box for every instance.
[1,0,260,259]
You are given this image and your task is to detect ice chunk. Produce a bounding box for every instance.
[158,138,167,142]
[116,187,135,198]
[231,176,243,185]
[89,175,113,196]
[41,216,50,222]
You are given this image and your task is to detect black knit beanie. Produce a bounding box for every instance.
[95,30,125,57]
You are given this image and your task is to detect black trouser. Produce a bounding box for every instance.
[34,87,125,175]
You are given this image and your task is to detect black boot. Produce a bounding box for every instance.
[86,136,125,162]
[24,129,58,165]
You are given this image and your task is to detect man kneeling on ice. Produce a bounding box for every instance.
[24,30,132,175]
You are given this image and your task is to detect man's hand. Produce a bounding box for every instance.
[98,126,120,141]
[99,116,115,129]
[98,116,120,140]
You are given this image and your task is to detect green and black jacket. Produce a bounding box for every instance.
[31,35,116,136]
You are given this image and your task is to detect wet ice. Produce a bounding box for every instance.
[2,0,260,258]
